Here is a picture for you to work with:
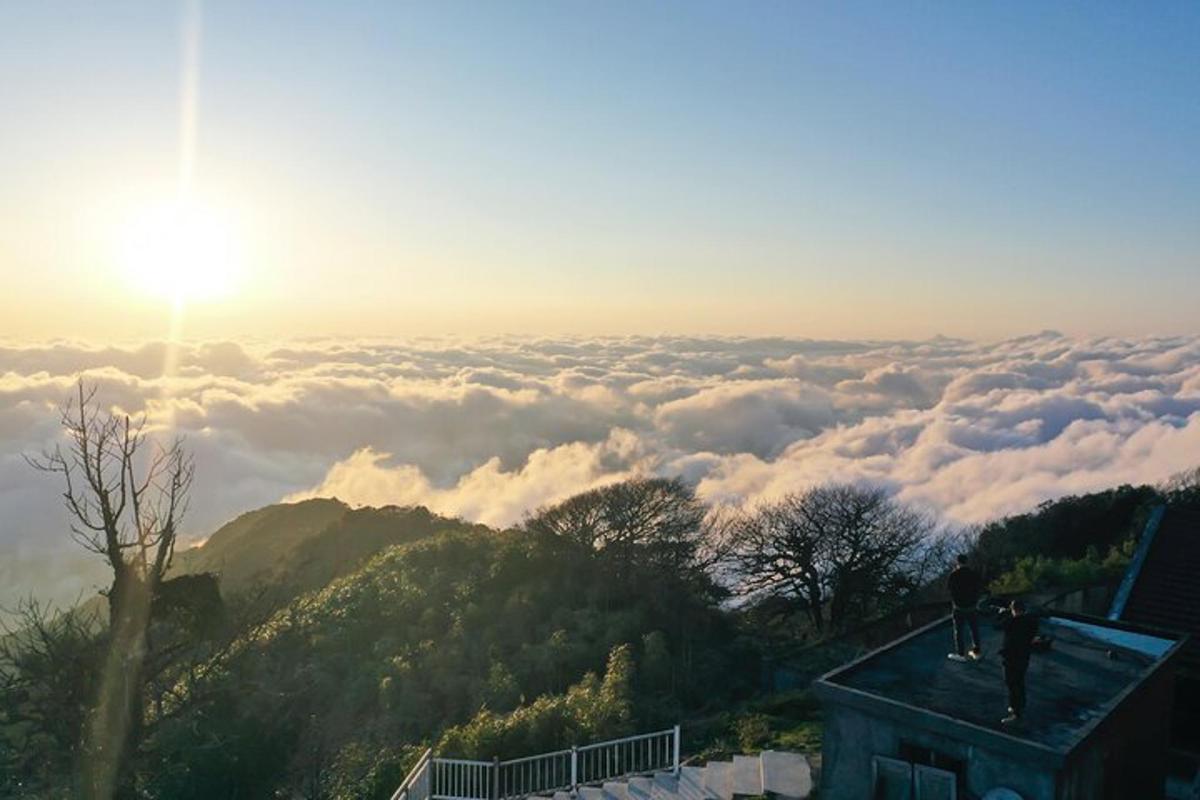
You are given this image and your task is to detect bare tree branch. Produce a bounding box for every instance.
[24,378,198,798]
[729,483,946,632]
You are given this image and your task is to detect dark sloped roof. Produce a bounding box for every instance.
[1117,507,1200,672]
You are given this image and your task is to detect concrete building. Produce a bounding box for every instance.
[813,610,1185,800]
[1108,505,1200,794]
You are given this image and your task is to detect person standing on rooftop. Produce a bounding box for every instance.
[999,599,1040,724]
[947,554,983,662]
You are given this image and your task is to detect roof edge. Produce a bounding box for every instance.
[1057,620,1189,753]
[1108,504,1166,621]
[811,610,1185,762]
[812,677,1067,767]
[813,614,952,686]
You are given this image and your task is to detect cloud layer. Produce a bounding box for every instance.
[3,332,1199,611]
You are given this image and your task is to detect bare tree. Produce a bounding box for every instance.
[1163,465,1200,507]
[731,484,945,632]
[29,381,193,626]
[730,492,828,630]
[27,379,194,799]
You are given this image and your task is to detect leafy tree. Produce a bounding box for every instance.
[524,478,711,578]
[0,601,104,797]
[971,485,1159,577]
[438,644,635,760]
[988,542,1134,594]
[484,662,523,712]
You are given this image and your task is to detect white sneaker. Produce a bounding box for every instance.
[968,649,983,661]
[947,653,969,662]
[1001,713,1019,724]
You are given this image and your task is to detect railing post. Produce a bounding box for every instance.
[672,725,680,777]
[571,745,578,794]
[492,756,499,800]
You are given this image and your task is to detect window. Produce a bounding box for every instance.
[914,764,957,800]
[874,746,960,800]
[899,741,965,792]
[872,756,913,800]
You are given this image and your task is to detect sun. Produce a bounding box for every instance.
[117,200,241,303]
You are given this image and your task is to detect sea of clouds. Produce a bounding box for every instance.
[3,331,1200,612]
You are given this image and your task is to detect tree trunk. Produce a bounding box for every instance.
[86,571,153,800]
[807,601,824,632]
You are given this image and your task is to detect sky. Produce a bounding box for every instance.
[2,1,1198,339]
[2,4,1200,613]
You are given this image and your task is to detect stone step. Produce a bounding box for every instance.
[731,755,763,797]
[759,751,812,799]
[579,787,608,800]
[703,761,733,800]
[535,753,812,800]
[676,767,706,794]
[604,782,632,800]
[657,770,700,800]
[627,776,656,800]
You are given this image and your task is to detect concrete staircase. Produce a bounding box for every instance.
[545,751,813,800]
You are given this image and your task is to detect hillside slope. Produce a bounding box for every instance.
[143,526,750,799]
[170,498,487,601]
[67,499,483,624]
[171,498,350,593]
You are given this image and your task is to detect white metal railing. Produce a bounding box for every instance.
[433,758,495,800]
[497,747,574,800]
[391,726,680,800]
[575,728,677,790]
[392,748,433,800]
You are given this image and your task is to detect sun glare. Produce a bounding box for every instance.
[118,200,241,303]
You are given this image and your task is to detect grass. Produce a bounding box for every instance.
[685,689,824,762]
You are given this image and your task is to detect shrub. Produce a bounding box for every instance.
[989,541,1134,594]
[438,645,635,759]
[733,714,771,752]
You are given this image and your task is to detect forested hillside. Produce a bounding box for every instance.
[170,498,494,604]
[68,499,488,638]
[143,523,747,798]
[4,472,1198,799]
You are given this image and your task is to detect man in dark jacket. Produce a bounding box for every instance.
[998,599,1039,724]
[947,554,983,662]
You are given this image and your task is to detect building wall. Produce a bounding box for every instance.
[963,751,1057,800]
[819,704,1058,800]
[819,704,896,799]
[1059,662,1175,800]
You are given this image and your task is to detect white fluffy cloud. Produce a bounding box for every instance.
[2,332,1199,612]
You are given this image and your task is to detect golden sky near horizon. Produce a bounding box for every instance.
[2,3,1197,343]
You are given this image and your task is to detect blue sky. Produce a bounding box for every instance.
[1,1,1198,338]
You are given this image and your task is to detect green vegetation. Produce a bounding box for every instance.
[972,484,1157,577]
[5,457,1198,798]
[2,485,753,799]
[171,498,490,606]
[969,485,1164,600]
[685,690,824,763]
[988,542,1135,595]
[438,644,635,759]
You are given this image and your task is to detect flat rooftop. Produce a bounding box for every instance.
[820,612,1180,752]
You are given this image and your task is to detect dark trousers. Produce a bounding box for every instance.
[1004,657,1029,715]
[952,607,981,655]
